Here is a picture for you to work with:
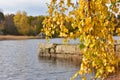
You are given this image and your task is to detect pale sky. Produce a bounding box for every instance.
[0,0,50,16]
[0,0,119,16]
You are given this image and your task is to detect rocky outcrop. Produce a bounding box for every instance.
[38,43,120,62]
[38,43,82,63]
[56,44,80,54]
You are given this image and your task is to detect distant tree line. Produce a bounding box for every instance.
[0,10,120,36]
[0,11,45,36]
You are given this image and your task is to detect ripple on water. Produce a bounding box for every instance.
[0,39,81,80]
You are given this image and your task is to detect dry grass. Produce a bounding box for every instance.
[0,35,40,40]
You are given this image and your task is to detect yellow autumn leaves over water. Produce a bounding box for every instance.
[43,0,120,80]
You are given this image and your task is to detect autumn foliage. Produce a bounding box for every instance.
[43,0,120,79]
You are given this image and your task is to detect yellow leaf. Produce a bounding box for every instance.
[70,71,79,80]
[82,76,86,80]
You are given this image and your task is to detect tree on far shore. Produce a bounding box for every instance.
[0,11,5,33]
[4,14,18,35]
[14,11,30,35]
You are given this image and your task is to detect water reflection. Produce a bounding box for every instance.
[38,56,80,68]
[0,39,80,80]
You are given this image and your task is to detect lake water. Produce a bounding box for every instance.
[0,39,82,80]
[0,37,119,80]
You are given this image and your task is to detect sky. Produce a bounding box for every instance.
[0,0,50,16]
[0,0,119,16]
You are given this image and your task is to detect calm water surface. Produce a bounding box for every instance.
[0,37,119,80]
[0,39,82,80]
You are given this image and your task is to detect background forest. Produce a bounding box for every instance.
[0,10,120,37]
[0,11,44,36]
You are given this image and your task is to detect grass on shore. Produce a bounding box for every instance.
[0,35,41,40]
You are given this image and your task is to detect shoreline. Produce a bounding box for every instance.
[0,35,41,40]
